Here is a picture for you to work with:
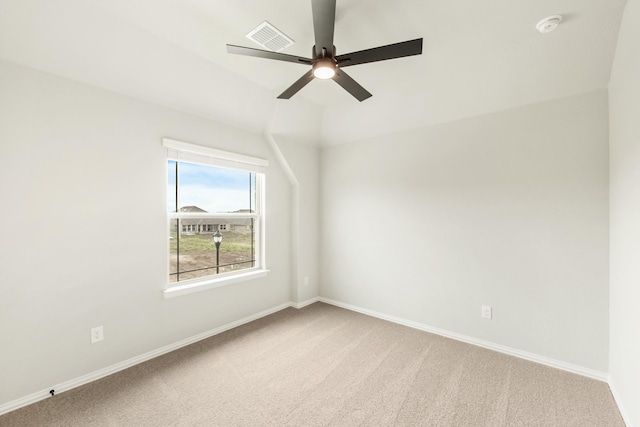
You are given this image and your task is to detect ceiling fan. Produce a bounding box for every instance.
[226,0,423,102]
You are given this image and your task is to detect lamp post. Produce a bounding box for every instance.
[213,230,223,274]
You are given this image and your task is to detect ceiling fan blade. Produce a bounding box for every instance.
[277,70,315,99]
[335,38,423,67]
[333,69,372,102]
[227,44,312,65]
[311,0,336,57]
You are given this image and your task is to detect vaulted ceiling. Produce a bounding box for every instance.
[0,0,628,145]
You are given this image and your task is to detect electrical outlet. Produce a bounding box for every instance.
[304,276,309,286]
[481,305,492,319]
[91,326,104,344]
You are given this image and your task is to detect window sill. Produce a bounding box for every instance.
[163,269,269,299]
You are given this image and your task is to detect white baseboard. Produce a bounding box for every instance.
[318,297,609,382]
[608,380,634,427]
[291,296,320,309]
[0,301,294,417]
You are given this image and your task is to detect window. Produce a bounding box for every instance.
[164,138,268,297]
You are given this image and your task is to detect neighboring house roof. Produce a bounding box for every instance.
[180,206,207,213]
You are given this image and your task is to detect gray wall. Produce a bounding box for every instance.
[609,0,640,423]
[269,136,321,304]
[321,90,610,372]
[0,59,295,406]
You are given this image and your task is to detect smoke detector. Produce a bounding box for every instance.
[536,15,563,33]
[246,21,294,52]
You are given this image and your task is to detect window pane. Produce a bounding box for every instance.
[250,173,256,213]
[178,162,254,213]
[170,217,255,283]
[167,155,261,286]
[169,219,178,283]
[167,160,177,213]
[216,217,255,274]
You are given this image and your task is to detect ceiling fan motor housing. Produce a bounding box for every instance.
[313,44,336,59]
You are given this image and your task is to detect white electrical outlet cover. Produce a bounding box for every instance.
[482,305,492,319]
[91,326,104,343]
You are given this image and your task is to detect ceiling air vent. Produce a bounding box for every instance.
[246,21,294,52]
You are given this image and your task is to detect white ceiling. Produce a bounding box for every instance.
[0,0,629,145]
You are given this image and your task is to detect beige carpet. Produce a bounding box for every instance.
[0,302,625,426]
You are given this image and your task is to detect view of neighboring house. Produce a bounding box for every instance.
[177,206,253,235]
[177,206,215,234]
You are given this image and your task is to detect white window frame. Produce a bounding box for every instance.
[163,138,269,298]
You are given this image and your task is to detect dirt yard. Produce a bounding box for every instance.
[169,232,254,282]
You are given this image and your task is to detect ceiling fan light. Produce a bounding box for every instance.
[312,59,336,79]
[313,66,335,79]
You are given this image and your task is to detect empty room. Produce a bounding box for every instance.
[0,0,638,425]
